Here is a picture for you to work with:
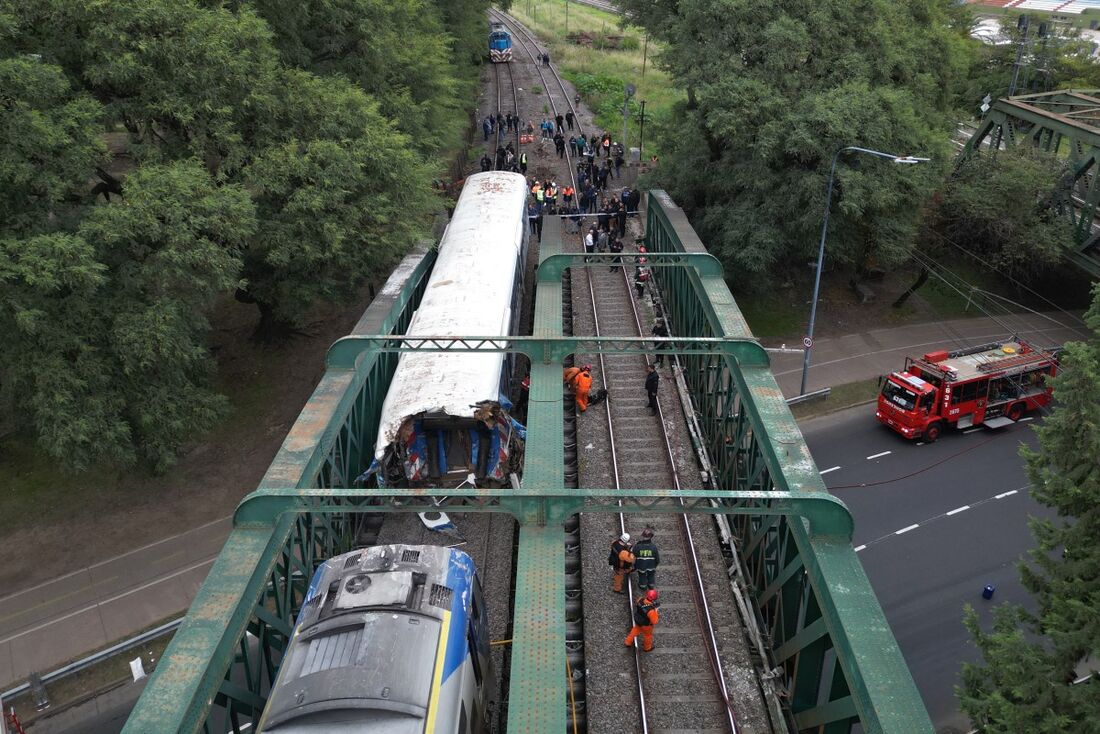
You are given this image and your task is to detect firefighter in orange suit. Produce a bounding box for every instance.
[625,589,660,652]
[573,366,592,411]
[609,532,634,593]
[563,366,581,387]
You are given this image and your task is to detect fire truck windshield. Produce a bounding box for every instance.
[882,380,918,411]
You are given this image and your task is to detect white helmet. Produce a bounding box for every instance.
[619,532,630,543]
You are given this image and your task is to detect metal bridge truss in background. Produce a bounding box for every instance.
[124,195,931,734]
[960,89,1100,277]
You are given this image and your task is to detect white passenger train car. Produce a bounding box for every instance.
[373,171,529,488]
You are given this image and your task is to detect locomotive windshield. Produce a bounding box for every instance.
[881,380,918,411]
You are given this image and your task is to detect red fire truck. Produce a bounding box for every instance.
[876,339,1059,441]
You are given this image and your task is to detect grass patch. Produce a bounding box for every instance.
[733,287,805,340]
[914,258,1010,320]
[0,366,276,530]
[790,377,881,422]
[529,84,543,95]
[0,434,125,528]
[505,0,682,156]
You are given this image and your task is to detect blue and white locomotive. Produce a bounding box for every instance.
[489,22,512,62]
[371,171,529,489]
[258,544,494,733]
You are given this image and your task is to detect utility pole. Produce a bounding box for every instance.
[565,0,569,36]
[1008,15,1031,97]
[639,100,646,156]
[623,83,636,152]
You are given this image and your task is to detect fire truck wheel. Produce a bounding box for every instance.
[1007,403,1024,422]
[924,422,943,442]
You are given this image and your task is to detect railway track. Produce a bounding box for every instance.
[583,261,739,733]
[491,60,521,169]
[491,10,743,732]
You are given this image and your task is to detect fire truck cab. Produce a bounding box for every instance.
[876,340,1057,441]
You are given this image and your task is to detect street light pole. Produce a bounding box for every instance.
[798,146,929,395]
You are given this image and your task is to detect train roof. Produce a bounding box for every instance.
[374,171,528,459]
[260,545,477,732]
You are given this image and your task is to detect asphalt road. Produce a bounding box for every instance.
[801,403,1053,733]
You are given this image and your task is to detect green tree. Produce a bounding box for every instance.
[3,0,440,333]
[3,0,280,175]
[1,162,256,470]
[617,0,969,281]
[233,68,437,334]
[248,0,472,153]
[0,57,105,234]
[958,283,1100,732]
[936,148,1074,283]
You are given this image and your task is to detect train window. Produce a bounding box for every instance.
[468,624,484,686]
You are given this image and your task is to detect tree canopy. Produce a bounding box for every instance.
[934,147,1075,283]
[617,0,971,281]
[0,0,485,468]
[958,283,1100,732]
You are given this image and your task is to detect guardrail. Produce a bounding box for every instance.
[0,617,183,704]
[785,387,832,407]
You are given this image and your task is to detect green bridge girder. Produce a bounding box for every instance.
[960,89,1100,277]
[123,194,932,733]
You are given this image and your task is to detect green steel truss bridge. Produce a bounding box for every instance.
[960,89,1100,277]
[124,192,932,733]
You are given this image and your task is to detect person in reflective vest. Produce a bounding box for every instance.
[608,532,634,593]
[624,589,660,652]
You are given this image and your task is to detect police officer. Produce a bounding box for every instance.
[624,589,660,652]
[652,318,670,367]
[608,532,634,593]
[633,527,659,590]
[644,364,659,416]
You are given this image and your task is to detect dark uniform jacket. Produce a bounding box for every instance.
[633,597,660,627]
[645,371,659,396]
[633,538,659,571]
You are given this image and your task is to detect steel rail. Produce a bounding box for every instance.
[490,9,580,198]
[584,250,650,734]
[619,268,740,733]
[496,12,587,141]
[497,13,655,728]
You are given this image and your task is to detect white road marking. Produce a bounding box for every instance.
[915,442,925,446]
[0,556,217,645]
[819,466,841,475]
[856,485,1028,554]
[963,427,982,434]
[866,450,892,460]
[1020,416,1034,422]
[854,544,866,552]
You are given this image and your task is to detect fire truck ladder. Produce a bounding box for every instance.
[976,351,1048,373]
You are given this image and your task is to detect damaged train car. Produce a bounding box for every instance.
[371,171,530,489]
